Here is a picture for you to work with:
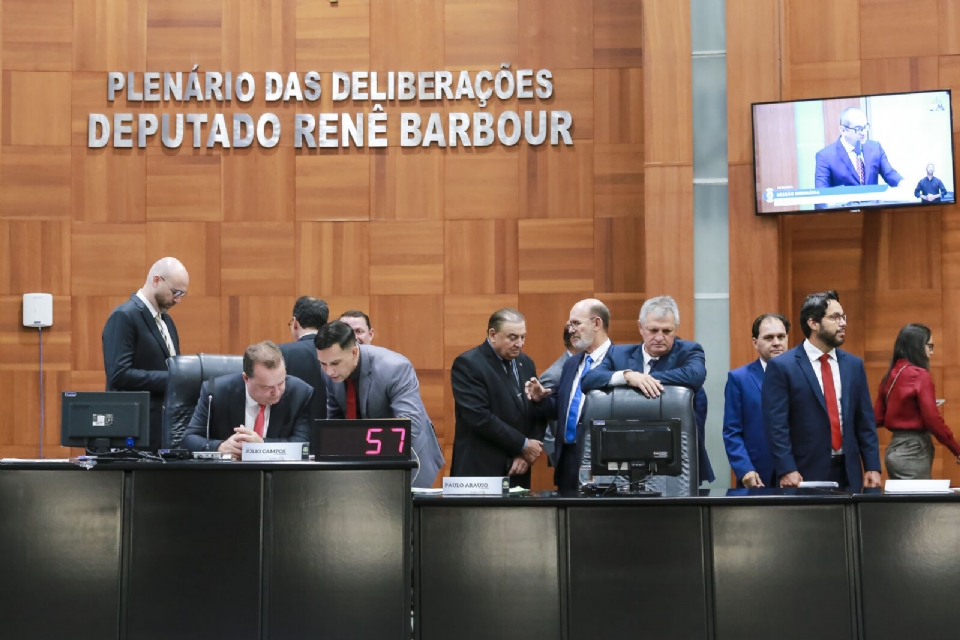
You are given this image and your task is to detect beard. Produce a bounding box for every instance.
[817,325,845,349]
[571,330,594,351]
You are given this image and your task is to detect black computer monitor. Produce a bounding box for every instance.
[60,391,150,451]
[590,418,682,495]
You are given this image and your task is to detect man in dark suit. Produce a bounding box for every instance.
[526,299,613,492]
[315,321,445,488]
[915,163,949,203]
[580,295,715,483]
[762,290,881,491]
[722,313,790,488]
[102,257,189,449]
[814,107,903,191]
[181,341,312,454]
[278,296,329,423]
[450,308,550,488]
[538,323,580,459]
[339,310,375,344]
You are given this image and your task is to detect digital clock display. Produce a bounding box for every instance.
[312,419,411,459]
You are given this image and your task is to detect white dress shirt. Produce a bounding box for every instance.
[565,338,613,428]
[243,385,271,434]
[136,290,177,356]
[802,339,843,452]
[760,357,768,371]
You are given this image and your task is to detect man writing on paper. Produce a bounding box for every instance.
[762,290,881,491]
[181,341,313,455]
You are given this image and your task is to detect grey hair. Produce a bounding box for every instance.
[488,308,525,332]
[639,296,680,326]
[839,107,865,127]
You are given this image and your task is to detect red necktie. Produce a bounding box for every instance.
[345,378,357,419]
[253,404,266,438]
[856,154,865,185]
[818,354,842,450]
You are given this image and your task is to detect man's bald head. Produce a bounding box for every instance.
[143,257,189,313]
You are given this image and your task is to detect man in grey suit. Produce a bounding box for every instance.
[315,321,445,488]
[539,323,580,458]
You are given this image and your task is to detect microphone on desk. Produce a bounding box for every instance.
[204,378,216,451]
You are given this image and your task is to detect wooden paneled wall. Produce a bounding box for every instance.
[728,0,960,483]
[0,0,651,489]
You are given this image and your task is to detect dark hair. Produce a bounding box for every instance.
[883,324,931,382]
[314,320,357,351]
[799,290,840,338]
[292,296,329,330]
[562,323,573,348]
[487,308,525,333]
[339,309,371,330]
[243,341,284,377]
[752,313,791,339]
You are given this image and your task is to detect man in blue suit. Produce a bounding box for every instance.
[722,313,790,488]
[526,299,614,492]
[762,290,881,491]
[579,296,715,484]
[814,107,903,200]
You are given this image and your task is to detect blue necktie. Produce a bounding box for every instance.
[564,355,593,443]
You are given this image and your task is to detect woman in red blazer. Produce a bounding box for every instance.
[875,324,960,479]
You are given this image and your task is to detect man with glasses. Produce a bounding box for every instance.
[762,290,881,491]
[526,299,614,492]
[102,257,189,449]
[815,107,903,194]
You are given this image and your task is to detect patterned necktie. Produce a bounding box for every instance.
[253,404,266,438]
[564,355,593,443]
[156,314,176,356]
[646,357,658,375]
[818,354,843,451]
[855,153,865,185]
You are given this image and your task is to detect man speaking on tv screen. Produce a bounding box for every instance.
[814,107,903,191]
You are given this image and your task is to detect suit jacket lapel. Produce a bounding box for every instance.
[268,385,290,437]
[837,350,852,429]
[748,359,764,392]
[797,346,828,416]
[229,377,246,434]
[836,139,858,182]
[359,360,374,418]
[133,295,172,358]
[480,342,523,411]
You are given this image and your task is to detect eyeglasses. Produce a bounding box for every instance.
[823,313,846,323]
[568,317,599,329]
[159,275,187,298]
[842,123,870,134]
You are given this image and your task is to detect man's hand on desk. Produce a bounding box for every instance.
[525,378,551,402]
[779,471,803,488]
[623,370,664,398]
[522,439,543,464]
[863,471,881,488]
[217,427,263,457]
[741,471,764,488]
[508,456,529,476]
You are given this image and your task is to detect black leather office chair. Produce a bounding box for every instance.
[581,386,699,496]
[162,354,243,448]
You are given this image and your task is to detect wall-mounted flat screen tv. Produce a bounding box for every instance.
[752,90,954,215]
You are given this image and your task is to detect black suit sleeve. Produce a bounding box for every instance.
[180,380,221,452]
[103,310,168,394]
[451,355,527,457]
